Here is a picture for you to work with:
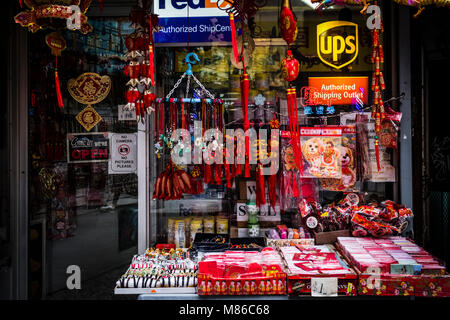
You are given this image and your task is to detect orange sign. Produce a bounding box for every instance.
[308,76,368,106]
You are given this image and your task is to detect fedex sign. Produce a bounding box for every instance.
[154,0,232,43]
[155,0,229,17]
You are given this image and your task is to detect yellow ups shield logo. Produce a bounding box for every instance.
[317,21,358,69]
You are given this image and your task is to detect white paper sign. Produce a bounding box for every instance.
[109,133,137,174]
[311,278,338,297]
[118,105,137,121]
[246,181,257,201]
[236,202,248,222]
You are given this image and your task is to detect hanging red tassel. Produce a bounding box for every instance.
[148,43,155,87]
[291,87,302,172]
[54,57,64,109]
[241,73,251,177]
[292,171,299,197]
[229,13,239,65]
[268,173,277,210]
[204,164,212,184]
[375,138,381,172]
[18,0,23,8]
[256,165,266,206]
[224,164,232,188]
[215,164,221,185]
[99,0,104,12]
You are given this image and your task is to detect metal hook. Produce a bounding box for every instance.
[185,52,199,76]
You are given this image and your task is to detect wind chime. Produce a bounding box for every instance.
[280,0,302,173]
[123,4,159,122]
[370,0,385,171]
[152,53,226,200]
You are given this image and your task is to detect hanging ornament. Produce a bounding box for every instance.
[68,72,111,131]
[280,0,302,173]
[369,1,384,171]
[122,4,159,122]
[45,32,67,109]
[14,0,93,34]
[280,0,298,45]
[280,50,299,82]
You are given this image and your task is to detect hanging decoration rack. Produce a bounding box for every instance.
[224,93,405,127]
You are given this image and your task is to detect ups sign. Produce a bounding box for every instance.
[317,21,358,69]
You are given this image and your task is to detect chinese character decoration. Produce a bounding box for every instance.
[370,0,385,171]
[304,105,336,116]
[280,0,302,173]
[67,72,111,131]
[123,3,159,122]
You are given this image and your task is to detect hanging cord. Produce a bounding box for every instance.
[187,5,190,49]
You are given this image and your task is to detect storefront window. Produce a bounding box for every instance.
[28,18,139,297]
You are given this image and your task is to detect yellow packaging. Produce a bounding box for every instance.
[203,217,215,234]
[190,218,203,246]
[216,217,229,235]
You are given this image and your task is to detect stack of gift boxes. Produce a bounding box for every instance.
[337,236,446,275]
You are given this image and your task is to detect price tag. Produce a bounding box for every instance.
[311,278,338,297]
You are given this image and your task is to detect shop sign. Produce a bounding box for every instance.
[317,21,358,69]
[235,202,280,223]
[308,76,368,105]
[67,132,109,163]
[109,133,137,174]
[154,0,232,43]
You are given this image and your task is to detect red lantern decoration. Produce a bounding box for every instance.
[281,50,299,82]
[280,0,298,45]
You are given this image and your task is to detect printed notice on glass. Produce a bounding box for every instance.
[109,133,137,174]
[118,105,137,121]
[311,277,338,297]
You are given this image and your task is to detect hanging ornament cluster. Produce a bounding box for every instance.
[123,5,159,122]
[370,1,385,171]
[280,0,302,173]
[15,1,94,111]
[14,0,93,34]
[392,0,450,18]
[220,0,265,179]
[152,52,228,200]
[152,163,196,200]
[311,0,450,17]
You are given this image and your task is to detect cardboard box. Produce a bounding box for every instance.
[314,230,350,245]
